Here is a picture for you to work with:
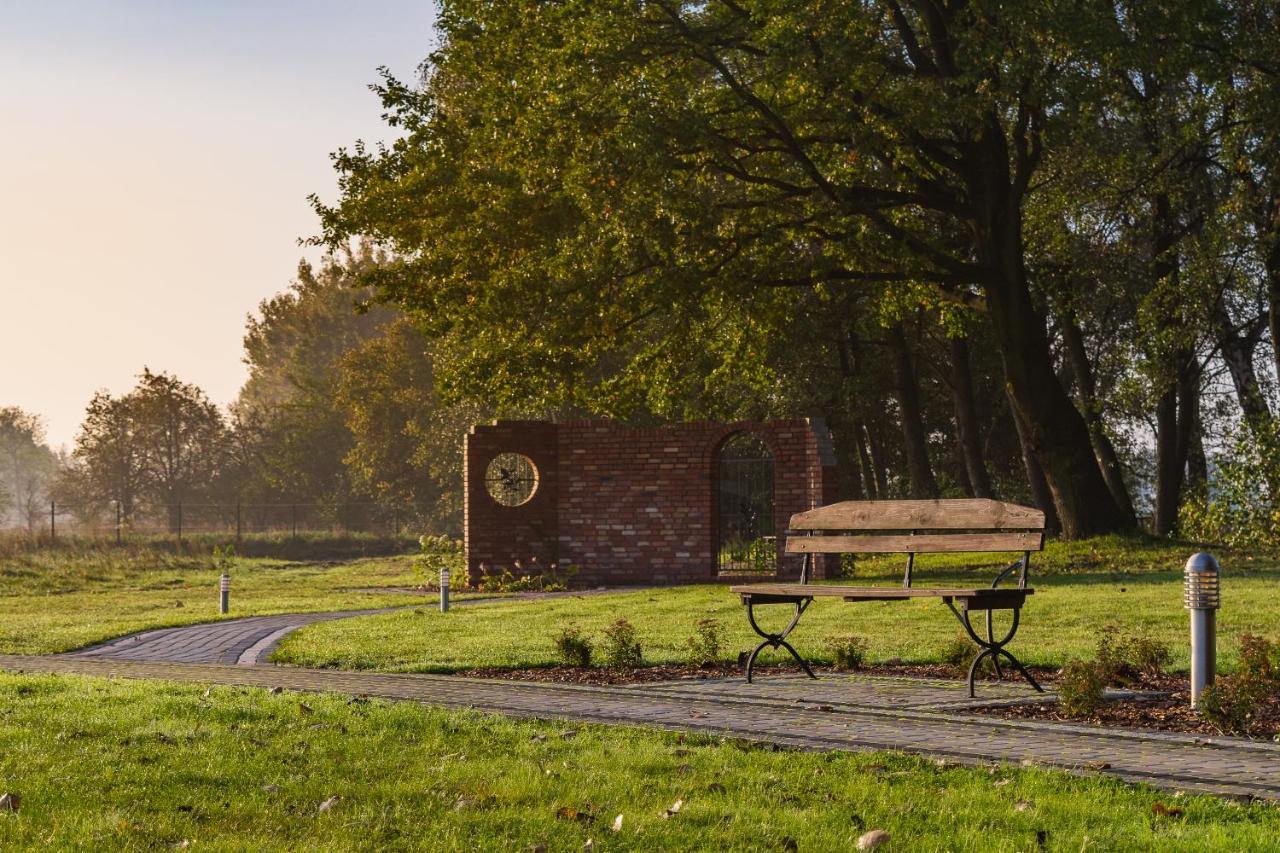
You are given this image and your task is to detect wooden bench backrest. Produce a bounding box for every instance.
[784,499,1045,554]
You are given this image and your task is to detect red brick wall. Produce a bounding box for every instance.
[464,419,837,586]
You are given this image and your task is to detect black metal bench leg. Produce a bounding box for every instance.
[947,600,1042,698]
[743,598,816,683]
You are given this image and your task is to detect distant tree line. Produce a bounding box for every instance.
[3,246,481,537]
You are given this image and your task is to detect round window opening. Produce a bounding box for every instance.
[485,453,539,506]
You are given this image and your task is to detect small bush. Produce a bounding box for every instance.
[476,559,577,592]
[553,625,593,668]
[602,619,643,669]
[1238,634,1280,687]
[827,635,868,671]
[1058,659,1109,717]
[1095,626,1171,685]
[686,618,723,666]
[1200,634,1279,734]
[938,635,973,669]
[417,535,463,587]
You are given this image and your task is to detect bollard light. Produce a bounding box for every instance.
[220,572,231,615]
[1184,552,1220,708]
[440,567,450,613]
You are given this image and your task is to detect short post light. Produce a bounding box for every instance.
[439,566,450,613]
[1184,552,1221,708]
[220,571,231,615]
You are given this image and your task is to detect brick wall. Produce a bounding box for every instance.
[464,418,837,587]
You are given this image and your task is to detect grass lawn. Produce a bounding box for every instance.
[0,543,455,656]
[0,672,1276,851]
[275,537,1280,674]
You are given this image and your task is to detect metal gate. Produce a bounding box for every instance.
[716,432,776,576]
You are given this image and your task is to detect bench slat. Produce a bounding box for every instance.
[730,583,1034,599]
[788,499,1045,531]
[784,532,1043,554]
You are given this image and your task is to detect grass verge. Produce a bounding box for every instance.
[0,545,458,655]
[0,672,1276,851]
[274,569,1280,674]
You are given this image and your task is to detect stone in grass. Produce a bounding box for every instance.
[856,829,890,850]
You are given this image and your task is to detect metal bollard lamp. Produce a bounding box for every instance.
[219,572,231,615]
[440,567,450,613]
[1184,553,1220,708]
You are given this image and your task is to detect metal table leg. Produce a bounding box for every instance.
[945,599,1042,698]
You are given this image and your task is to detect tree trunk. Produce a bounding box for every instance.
[864,418,891,498]
[948,335,994,498]
[966,119,1128,537]
[1153,350,1197,536]
[1008,389,1059,533]
[888,324,939,498]
[1060,316,1137,525]
[1215,302,1272,429]
[853,417,878,499]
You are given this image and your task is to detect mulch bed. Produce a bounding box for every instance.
[971,675,1280,739]
[457,663,1280,739]
[457,661,1026,686]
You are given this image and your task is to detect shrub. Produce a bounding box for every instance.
[827,635,868,671]
[602,619,643,669]
[417,535,464,587]
[686,618,723,666]
[1058,659,1109,717]
[1200,677,1261,735]
[476,559,577,592]
[1094,626,1171,685]
[1179,420,1280,547]
[938,635,973,669]
[553,625,593,668]
[1238,634,1280,687]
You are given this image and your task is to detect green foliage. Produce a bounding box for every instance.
[601,618,642,669]
[552,624,593,668]
[938,635,974,669]
[211,544,237,571]
[685,618,723,666]
[1058,659,1110,717]
[826,634,868,671]
[416,535,463,587]
[1095,626,1172,686]
[1181,422,1280,548]
[476,560,576,593]
[1201,634,1279,734]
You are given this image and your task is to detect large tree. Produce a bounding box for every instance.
[0,407,57,531]
[313,0,1243,536]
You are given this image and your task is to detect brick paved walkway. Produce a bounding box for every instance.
[4,654,1278,801]
[67,608,407,665]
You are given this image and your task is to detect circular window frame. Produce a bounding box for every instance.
[484,452,540,507]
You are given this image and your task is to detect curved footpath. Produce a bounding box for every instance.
[2,602,1276,803]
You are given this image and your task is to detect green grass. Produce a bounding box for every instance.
[276,537,1280,673]
[0,542,459,655]
[0,673,1276,851]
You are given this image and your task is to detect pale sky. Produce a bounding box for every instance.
[0,1,436,449]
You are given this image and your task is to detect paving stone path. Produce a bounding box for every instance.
[4,653,1279,802]
[64,591,616,666]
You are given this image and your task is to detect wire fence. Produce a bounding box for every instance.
[17,500,419,543]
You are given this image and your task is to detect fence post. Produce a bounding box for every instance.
[177,501,183,545]
[115,501,122,545]
[394,508,400,536]
[235,500,242,545]
[291,503,297,538]
[50,501,56,543]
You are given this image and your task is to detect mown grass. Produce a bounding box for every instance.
[0,542,454,655]
[0,673,1276,851]
[276,537,1280,674]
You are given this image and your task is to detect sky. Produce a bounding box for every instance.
[0,0,437,450]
